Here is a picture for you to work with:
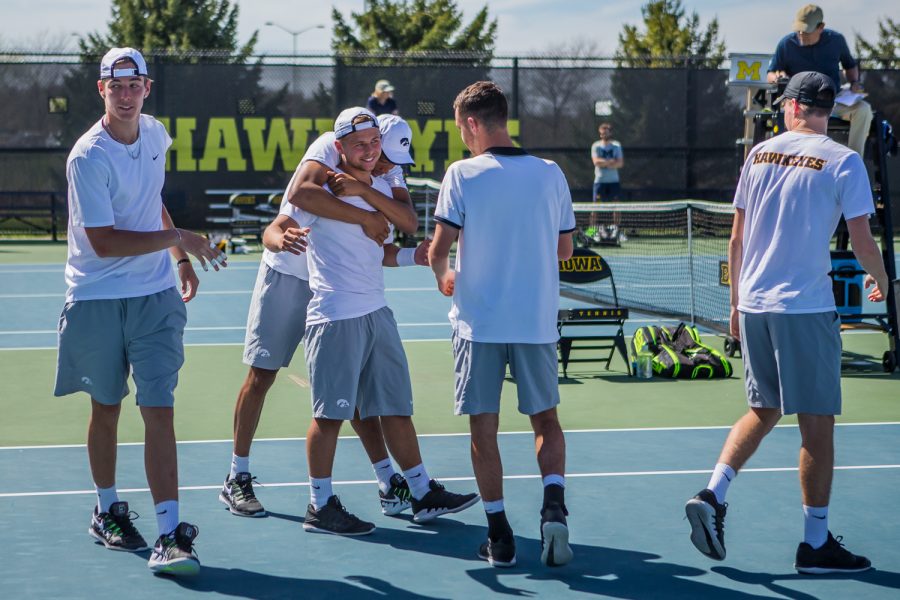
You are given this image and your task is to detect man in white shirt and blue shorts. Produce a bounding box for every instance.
[221,113,432,520]
[55,48,227,576]
[430,81,576,568]
[685,71,889,574]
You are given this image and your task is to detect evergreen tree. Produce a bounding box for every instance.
[615,0,725,68]
[78,0,256,60]
[855,17,899,69]
[332,0,496,62]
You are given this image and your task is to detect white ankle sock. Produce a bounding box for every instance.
[402,463,431,500]
[95,485,119,514]
[707,463,736,504]
[309,477,333,510]
[802,505,829,549]
[372,458,396,494]
[155,500,179,536]
[483,499,505,514]
[542,474,565,488]
[230,454,250,479]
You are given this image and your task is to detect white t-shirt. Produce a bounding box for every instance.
[435,148,576,343]
[261,132,407,281]
[64,115,175,301]
[295,171,395,326]
[735,130,874,313]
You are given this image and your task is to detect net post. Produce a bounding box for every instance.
[687,204,695,326]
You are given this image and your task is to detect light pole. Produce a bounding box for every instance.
[264,22,325,97]
[264,22,325,58]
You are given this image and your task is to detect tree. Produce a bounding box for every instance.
[78,0,257,60]
[331,0,496,59]
[855,17,899,69]
[610,1,736,201]
[615,0,725,68]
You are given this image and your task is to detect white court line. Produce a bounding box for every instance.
[2,422,897,451]
[3,464,898,499]
[0,287,437,300]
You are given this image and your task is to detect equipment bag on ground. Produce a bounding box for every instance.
[631,323,733,379]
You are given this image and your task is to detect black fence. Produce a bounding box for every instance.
[0,52,897,231]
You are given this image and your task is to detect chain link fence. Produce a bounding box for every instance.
[0,52,897,231]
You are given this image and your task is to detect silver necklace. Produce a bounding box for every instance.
[103,118,142,160]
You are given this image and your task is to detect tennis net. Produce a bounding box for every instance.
[407,179,735,334]
[567,200,735,333]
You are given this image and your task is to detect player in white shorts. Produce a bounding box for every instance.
[55,48,227,577]
[220,112,430,519]
[290,107,479,536]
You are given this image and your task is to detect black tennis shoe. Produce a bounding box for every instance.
[148,522,200,576]
[540,502,573,566]
[685,488,727,560]
[220,472,266,517]
[410,479,479,523]
[478,535,517,568]
[89,501,148,552]
[795,532,872,574]
[303,495,375,536]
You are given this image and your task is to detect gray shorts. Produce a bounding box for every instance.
[304,307,414,420]
[243,262,313,370]
[452,330,560,416]
[740,311,842,415]
[54,287,187,407]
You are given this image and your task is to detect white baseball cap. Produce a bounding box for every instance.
[334,106,379,139]
[375,79,395,93]
[100,47,148,79]
[378,115,414,166]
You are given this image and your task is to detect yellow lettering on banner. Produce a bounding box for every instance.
[508,119,520,146]
[158,117,197,172]
[444,119,466,171]
[559,255,603,272]
[408,119,442,173]
[199,118,247,172]
[244,118,311,172]
[736,60,762,81]
[314,118,333,136]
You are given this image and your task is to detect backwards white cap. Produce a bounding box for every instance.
[334,106,379,139]
[99,47,148,79]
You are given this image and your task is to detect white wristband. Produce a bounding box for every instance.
[397,247,417,267]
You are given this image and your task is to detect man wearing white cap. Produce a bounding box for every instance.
[291,107,478,536]
[766,4,873,156]
[56,47,226,576]
[367,79,399,116]
[221,112,429,520]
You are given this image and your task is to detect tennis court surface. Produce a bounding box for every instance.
[2,243,899,599]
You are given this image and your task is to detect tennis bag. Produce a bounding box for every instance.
[632,323,733,379]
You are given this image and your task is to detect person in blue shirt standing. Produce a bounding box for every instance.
[766,4,872,156]
[367,79,399,116]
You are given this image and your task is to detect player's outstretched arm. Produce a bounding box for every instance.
[84,223,226,271]
[382,238,430,268]
[847,215,889,302]
[287,160,389,244]
[327,170,418,234]
[263,214,308,255]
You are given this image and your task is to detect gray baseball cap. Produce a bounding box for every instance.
[794,4,823,34]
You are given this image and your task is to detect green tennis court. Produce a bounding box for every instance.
[1,243,899,598]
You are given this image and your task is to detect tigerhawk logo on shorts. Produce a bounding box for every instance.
[81,376,93,386]
[258,349,271,358]
[337,399,350,408]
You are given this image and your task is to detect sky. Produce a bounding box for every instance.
[0,0,894,56]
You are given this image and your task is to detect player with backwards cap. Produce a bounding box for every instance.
[284,107,478,535]
[220,111,446,522]
[56,47,228,576]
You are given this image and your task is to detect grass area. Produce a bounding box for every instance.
[3,336,897,447]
